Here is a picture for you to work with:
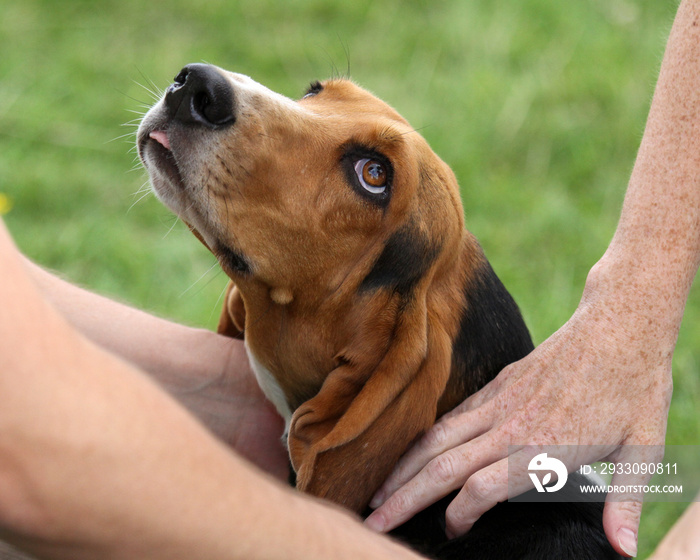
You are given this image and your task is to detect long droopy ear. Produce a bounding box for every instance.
[288,283,456,513]
[217,282,246,339]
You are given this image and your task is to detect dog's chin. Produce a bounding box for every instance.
[140,140,202,231]
[140,137,183,191]
[141,144,239,261]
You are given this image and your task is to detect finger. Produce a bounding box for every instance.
[602,446,661,557]
[365,436,504,534]
[370,409,493,509]
[444,458,510,537]
[603,500,642,558]
[444,447,547,537]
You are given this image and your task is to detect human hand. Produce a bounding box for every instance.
[18,258,289,478]
[169,336,289,480]
[366,265,674,558]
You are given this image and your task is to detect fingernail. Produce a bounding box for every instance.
[617,528,637,557]
[369,490,385,509]
[364,511,386,533]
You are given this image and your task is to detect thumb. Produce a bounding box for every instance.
[603,498,642,558]
[601,445,660,557]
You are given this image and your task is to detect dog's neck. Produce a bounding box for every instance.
[240,231,534,426]
[439,243,535,414]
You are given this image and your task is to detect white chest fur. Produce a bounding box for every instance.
[245,341,293,441]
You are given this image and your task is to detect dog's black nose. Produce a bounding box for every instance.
[166,64,235,127]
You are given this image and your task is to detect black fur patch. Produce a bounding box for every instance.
[303,81,324,98]
[386,260,622,560]
[451,259,534,397]
[391,474,621,559]
[216,244,251,276]
[360,224,438,296]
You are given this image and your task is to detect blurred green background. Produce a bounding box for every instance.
[0,0,696,555]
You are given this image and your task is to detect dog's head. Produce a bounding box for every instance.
[138,64,532,512]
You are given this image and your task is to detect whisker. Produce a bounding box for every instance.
[126,192,151,213]
[106,131,138,144]
[336,33,351,78]
[179,260,222,298]
[400,125,431,136]
[163,214,181,239]
[208,278,231,325]
[132,79,162,103]
[125,108,150,118]
[131,180,151,195]
[126,186,153,213]
[136,66,164,96]
[127,161,145,173]
[115,86,153,108]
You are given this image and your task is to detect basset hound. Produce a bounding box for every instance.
[138,64,621,559]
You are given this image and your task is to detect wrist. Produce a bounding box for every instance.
[579,252,683,363]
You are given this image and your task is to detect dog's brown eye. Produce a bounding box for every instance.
[354,158,387,194]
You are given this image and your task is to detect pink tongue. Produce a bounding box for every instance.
[149,130,171,150]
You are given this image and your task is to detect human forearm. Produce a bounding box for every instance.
[647,497,700,559]
[589,0,700,342]
[1,223,423,560]
[20,258,290,477]
[23,258,231,384]
[1,333,419,560]
[367,5,700,554]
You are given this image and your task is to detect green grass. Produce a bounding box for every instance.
[1,0,696,555]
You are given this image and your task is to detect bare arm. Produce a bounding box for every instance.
[647,497,700,559]
[367,1,700,557]
[23,258,233,384]
[22,259,289,478]
[0,220,425,560]
[598,0,700,342]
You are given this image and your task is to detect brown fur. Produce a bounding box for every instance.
[140,69,503,512]
[139,65,622,560]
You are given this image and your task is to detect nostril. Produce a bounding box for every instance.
[193,91,211,118]
[194,86,234,126]
[173,68,188,86]
[168,68,189,96]
[165,63,235,128]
